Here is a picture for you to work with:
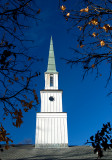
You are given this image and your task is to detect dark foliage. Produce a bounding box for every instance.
[0,0,40,148]
[86,122,112,158]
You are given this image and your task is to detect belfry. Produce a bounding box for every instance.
[35,37,68,147]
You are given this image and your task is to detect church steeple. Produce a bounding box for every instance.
[45,36,58,90]
[46,36,57,73]
[35,36,68,148]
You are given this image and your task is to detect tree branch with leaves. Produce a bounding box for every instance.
[86,122,112,159]
[60,0,112,158]
[60,0,112,82]
[0,0,40,150]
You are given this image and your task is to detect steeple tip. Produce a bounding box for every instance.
[46,36,57,73]
[50,36,53,45]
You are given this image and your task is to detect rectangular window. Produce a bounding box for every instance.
[50,74,53,87]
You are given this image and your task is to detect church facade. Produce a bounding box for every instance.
[35,37,68,148]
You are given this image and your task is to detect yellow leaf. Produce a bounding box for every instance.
[60,5,66,11]
[80,6,89,12]
[90,19,98,25]
[102,24,110,32]
[92,32,96,37]
[66,12,70,17]
[100,40,105,47]
[78,26,82,31]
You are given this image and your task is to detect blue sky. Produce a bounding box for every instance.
[3,0,112,146]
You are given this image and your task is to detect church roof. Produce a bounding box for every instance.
[46,36,57,73]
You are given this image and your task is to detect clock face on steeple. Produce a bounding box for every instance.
[49,96,54,101]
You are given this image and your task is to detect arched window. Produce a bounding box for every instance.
[50,74,53,87]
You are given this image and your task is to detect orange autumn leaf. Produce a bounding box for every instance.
[24,108,28,112]
[10,112,13,115]
[37,9,40,14]
[80,6,89,12]
[78,26,82,31]
[66,12,70,17]
[102,24,112,32]
[14,109,18,115]
[27,77,29,82]
[0,124,13,147]
[92,32,96,37]
[28,57,31,61]
[14,74,18,81]
[21,76,24,81]
[30,100,34,104]
[60,5,66,11]
[92,64,95,68]
[15,77,18,81]
[8,79,11,83]
[8,79,14,84]
[33,89,39,104]
[80,45,85,48]
[100,40,105,47]
[13,109,23,128]
[65,17,68,21]
[89,19,98,25]
[21,100,25,103]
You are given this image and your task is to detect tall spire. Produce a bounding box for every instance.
[46,36,57,73]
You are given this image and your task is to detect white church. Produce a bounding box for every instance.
[35,37,68,148]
